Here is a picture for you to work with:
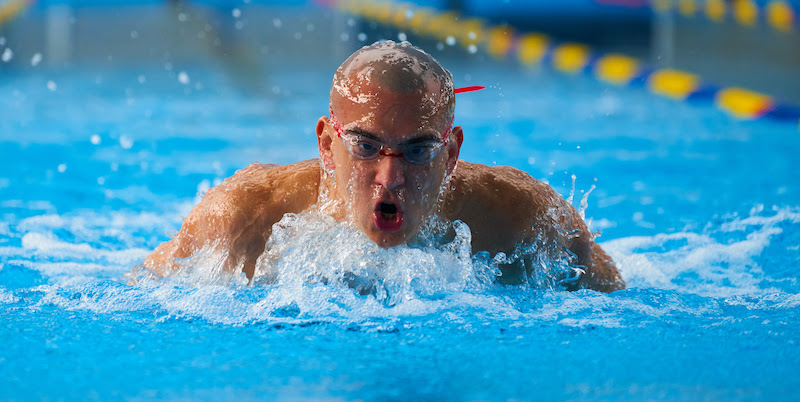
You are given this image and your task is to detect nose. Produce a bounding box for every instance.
[373,154,405,190]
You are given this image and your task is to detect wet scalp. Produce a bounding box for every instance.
[331,41,455,118]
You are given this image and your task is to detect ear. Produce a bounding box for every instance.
[316,116,336,171]
[445,125,463,176]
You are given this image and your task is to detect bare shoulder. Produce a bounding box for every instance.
[446,160,624,292]
[140,159,321,278]
[451,161,561,203]
[187,159,321,243]
[445,162,564,239]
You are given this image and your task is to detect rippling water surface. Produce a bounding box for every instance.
[2,53,799,400]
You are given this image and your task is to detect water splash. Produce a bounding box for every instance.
[605,205,800,298]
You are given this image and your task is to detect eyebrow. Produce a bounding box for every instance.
[345,127,442,143]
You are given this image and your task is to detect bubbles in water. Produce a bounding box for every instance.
[468,45,478,54]
[2,47,12,62]
[232,8,241,18]
[90,134,101,145]
[446,36,456,46]
[357,32,367,42]
[47,81,57,91]
[272,18,282,28]
[137,74,146,84]
[31,53,43,67]
[130,30,138,39]
[398,32,407,41]
[57,164,67,173]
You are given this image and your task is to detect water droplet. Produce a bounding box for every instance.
[397,32,407,41]
[357,32,367,41]
[47,81,57,91]
[30,53,42,66]
[119,135,134,149]
[2,48,13,62]
[178,71,190,85]
[468,31,476,40]
[57,164,67,173]
[468,45,478,54]
[90,134,101,145]
[446,36,456,46]
[232,8,241,18]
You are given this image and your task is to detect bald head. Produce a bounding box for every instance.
[330,41,455,121]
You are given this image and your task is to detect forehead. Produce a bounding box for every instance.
[333,84,450,139]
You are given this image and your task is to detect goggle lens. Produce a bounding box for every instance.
[341,133,444,165]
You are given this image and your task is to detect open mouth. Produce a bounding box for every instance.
[373,201,404,232]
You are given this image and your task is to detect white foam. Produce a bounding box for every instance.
[604,206,800,298]
[0,287,19,304]
[17,232,149,265]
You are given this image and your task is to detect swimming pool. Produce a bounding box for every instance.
[2,15,800,401]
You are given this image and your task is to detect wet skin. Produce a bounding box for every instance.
[142,95,625,293]
[140,44,625,293]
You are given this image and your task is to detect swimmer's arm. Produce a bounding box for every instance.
[137,175,268,280]
[486,164,624,292]
[540,184,625,292]
[135,161,320,281]
[562,226,624,292]
[136,163,281,280]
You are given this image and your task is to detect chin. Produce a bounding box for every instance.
[368,231,408,248]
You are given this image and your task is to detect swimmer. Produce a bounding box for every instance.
[139,41,625,292]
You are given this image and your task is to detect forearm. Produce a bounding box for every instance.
[576,241,625,292]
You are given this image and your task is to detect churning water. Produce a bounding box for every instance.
[2,53,799,400]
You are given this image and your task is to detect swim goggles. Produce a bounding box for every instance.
[329,86,484,165]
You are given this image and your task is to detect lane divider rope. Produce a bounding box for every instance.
[652,0,798,34]
[328,0,800,129]
[0,0,34,28]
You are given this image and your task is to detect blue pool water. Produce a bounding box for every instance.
[2,47,800,400]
